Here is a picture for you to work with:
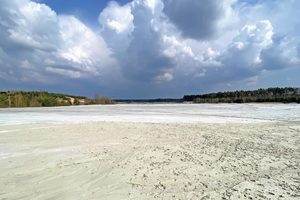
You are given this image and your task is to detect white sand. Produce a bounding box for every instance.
[0,104,300,199]
[1,121,300,199]
[1,104,300,125]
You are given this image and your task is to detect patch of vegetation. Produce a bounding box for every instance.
[93,94,116,105]
[0,91,115,108]
[185,87,300,104]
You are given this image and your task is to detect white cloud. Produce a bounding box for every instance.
[98,0,300,94]
[162,35,195,58]
[45,67,81,78]
[202,48,220,62]
[58,15,112,74]
[0,0,114,85]
[218,20,274,70]
[162,46,177,58]
[153,72,173,83]
[43,59,57,66]
[5,0,60,52]
[193,69,206,78]
[0,0,300,97]
[98,1,134,34]
[259,32,300,70]
[19,60,35,69]
[144,0,161,14]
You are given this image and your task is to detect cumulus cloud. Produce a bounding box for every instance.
[187,20,275,86]
[218,20,274,70]
[153,72,173,83]
[97,0,300,96]
[259,32,299,70]
[162,0,238,40]
[0,0,299,98]
[193,69,206,79]
[0,0,114,85]
[56,15,114,75]
[19,60,35,70]
[99,0,174,82]
[99,1,134,34]
[162,36,195,58]
[0,0,60,53]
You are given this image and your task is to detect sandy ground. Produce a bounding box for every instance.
[1,104,300,125]
[1,121,300,199]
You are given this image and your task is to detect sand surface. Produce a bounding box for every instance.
[1,104,300,125]
[1,121,300,199]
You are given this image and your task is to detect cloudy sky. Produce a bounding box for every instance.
[0,0,299,98]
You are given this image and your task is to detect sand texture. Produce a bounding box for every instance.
[1,104,300,125]
[1,121,300,199]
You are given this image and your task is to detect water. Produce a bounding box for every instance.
[0,104,299,126]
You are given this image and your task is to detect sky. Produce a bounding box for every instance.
[0,0,299,99]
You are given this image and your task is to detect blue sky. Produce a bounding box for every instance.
[0,0,299,98]
[31,0,132,28]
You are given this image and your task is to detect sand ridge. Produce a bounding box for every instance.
[0,121,300,199]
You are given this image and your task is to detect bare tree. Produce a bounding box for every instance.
[94,94,101,104]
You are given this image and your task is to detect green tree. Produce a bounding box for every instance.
[73,98,80,105]
[0,93,8,108]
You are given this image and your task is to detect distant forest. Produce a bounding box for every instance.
[184,87,300,103]
[0,91,115,108]
[1,87,299,108]
[114,98,183,103]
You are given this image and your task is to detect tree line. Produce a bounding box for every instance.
[0,91,116,108]
[114,98,183,103]
[184,87,300,103]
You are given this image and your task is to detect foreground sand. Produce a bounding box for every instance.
[1,122,300,199]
